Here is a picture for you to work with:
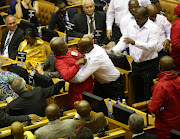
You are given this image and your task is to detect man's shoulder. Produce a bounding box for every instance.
[95,10,106,16]
[15,27,24,35]
[94,112,105,118]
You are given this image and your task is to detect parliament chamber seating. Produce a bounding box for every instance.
[37,0,55,26]
[160,0,180,24]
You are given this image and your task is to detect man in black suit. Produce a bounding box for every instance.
[48,0,77,32]
[5,77,65,117]
[68,0,107,45]
[0,15,24,60]
[128,113,158,139]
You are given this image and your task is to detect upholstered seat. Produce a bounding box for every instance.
[37,0,55,26]
[160,0,180,24]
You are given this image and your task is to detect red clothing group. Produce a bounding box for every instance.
[54,49,93,108]
[148,70,180,139]
[170,17,180,72]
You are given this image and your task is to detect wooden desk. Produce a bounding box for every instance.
[1,55,17,71]
[104,99,155,139]
[0,109,126,139]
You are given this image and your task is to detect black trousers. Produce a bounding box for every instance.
[93,75,124,100]
[131,58,159,102]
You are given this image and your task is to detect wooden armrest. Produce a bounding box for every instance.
[0,5,10,10]
[132,100,150,111]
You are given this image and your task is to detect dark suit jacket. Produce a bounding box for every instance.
[5,81,65,117]
[41,51,60,78]
[133,133,158,139]
[48,8,78,32]
[68,11,107,45]
[0,27,24,60]
[0,108,29,128]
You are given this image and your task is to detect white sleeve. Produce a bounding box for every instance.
[106,0,115,30]
[163,16,172,40]
[139,0,151,6]
[112,29,129,54]
[70,58,99,83]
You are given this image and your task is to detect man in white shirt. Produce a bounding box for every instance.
[120,0,139,35]
[71,36,124,100]
[0,15,24,60]
[147,4,171,59]
[111,7,159,102]
[106,0,151,41]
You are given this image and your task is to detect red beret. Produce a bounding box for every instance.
[175,4,180,15]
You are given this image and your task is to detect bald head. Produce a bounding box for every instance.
[147,4,158,21]
[45,104,60,121]
[11,122,24,138]
[78,37,93,54]
[135,7,149,28]
[10,77,26,95]
[75,100,91,118]
[159,56,174,72]
[128,0,139,16]
[50,37,68,56]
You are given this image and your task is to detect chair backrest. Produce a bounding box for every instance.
[37,0,55,26]
[160,0,180,24]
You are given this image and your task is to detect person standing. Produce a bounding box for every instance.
[111,7,159,102]
[170,4,180,72]
[148,56,180,139]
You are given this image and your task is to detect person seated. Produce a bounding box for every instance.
[0,68,19,101]
[34,104,77,139]
[76,127,93,139]
[5,77,65,117]
[74,100,108,133]
[50,37,93,108]
[34,51,61,78]
[17,28,48,70]
[15,0,39,26]
[0,15,24,60]
[0,108,40,128]
[148,56,180,139]
[68,0,107,45]
[128,113,158,139]
[11,121,36,139]
[7,0,19,15]
[48,0,77,32]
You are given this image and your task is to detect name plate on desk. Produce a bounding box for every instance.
[17,51,27,62]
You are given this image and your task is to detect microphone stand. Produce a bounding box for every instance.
[58,14,74,44]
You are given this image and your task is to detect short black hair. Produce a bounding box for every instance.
[56,0,67,6]
[25,28,37,38]
[76,127,93,139]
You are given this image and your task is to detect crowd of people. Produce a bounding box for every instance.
[0,0,180,138]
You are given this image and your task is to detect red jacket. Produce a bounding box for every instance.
[148,70,180,139]
[54,49,93,108]
[170,17,180,72]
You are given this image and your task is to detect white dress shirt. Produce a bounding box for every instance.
[154,14,171,52]
[86,13,96,34]
[132,131,145,138]
[70,45,120,84]
[120,12,135,35]
[106,0,151,30]
[2,29,16,58]
[112,19,159,63]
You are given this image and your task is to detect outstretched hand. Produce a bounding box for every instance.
[124,38,135,45]
[76,58,87,65]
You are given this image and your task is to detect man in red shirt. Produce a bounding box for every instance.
[50,37,93,108]
[148,56,180,139]
[170,4,180,72]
